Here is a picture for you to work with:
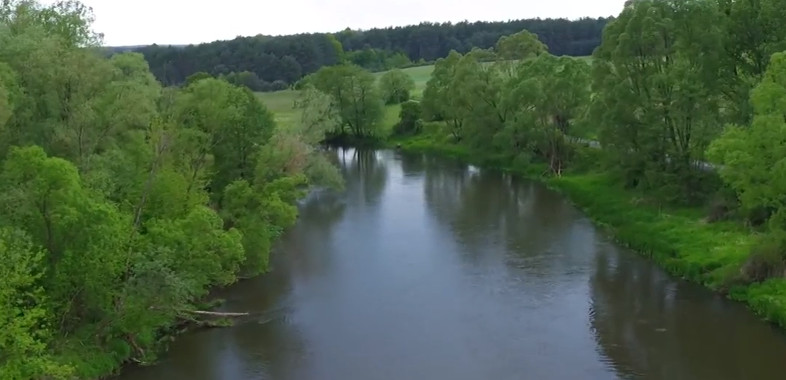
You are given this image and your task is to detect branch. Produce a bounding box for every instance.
[182,310,249,317]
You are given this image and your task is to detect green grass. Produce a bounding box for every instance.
[254,64,436,133]
[550,173,786,330]
[372,64,435,99]
[255,90,300,129]
[548,173,754,286]
[254,57,589,128]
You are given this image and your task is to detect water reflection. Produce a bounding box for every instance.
[421,155,583,277]
[115,148,786,380]
[589,243,786,380]
[334,147,387,207]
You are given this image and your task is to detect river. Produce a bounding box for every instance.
[116,148,786,380]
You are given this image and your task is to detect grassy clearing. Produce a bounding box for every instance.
[255,64,433,133]
[254,58,587,129]
[372,64,434,99]
[255,90,300,129]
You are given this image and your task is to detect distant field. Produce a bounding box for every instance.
[373,65,434,99]
[255,89,300,128]
[256,56,589,132]
[256,64,436,132]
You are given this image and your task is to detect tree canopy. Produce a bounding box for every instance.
[378,69,415,104]
[117,17,610,90]
[0,1,343,377]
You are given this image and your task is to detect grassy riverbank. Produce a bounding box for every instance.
[389,132,786,329]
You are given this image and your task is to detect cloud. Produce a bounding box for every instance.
[40,0,624,46]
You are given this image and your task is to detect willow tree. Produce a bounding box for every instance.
[378,69,414,104]
[503,54,590,174]
[590,0,725,201]
[310,64,384,139]
[716,0,786,124]
[421,50,466,140]
[494,29,548,60]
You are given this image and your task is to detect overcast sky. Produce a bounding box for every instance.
[42,0,625,46]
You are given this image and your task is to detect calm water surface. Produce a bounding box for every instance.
[117,148,786,380]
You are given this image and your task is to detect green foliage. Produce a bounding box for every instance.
[716,0,786,124]
[589,0,724,203]
[740,230,786,283]
[399,0,786,331]
[293,87,341,143]
[494,29,548,60]
[185,71,212,86]
[0,227,73,379]
[393,100,422,136]
[421,51,467,140]
[310,64,385,140]
[708,52,786,229]
[171,77,276,198]
[0,62,18,134]
[131,18,610,87]
[0,1,344,376]
[503,54,590,174]
[378,69,415,104]
[346,48,412,72]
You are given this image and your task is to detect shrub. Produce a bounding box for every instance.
[741,231,786,283]
[393,100,422,136]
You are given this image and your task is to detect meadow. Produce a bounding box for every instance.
[255,58,592,134]
[255,64,435,133]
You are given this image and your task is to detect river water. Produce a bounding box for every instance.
[116,148,786,380]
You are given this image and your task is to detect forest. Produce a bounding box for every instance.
[124,16,610,90]
[0,0,344,378]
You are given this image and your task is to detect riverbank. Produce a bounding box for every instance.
[389,132,786,329]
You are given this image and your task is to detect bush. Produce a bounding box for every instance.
[705,186,739,223]
[741,231,786,283]
[393,100,422,136]
[271,80,288,91]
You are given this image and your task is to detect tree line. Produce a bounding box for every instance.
[0,1,343,378]
[392,0,786,284]
[288,29,559,145]
[123,17,611,91]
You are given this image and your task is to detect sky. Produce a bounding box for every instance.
[41,0,626,46]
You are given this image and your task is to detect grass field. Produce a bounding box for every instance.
[256,64,437,132]
[372,64,435,99]
[255,89,301,128]
[256,56,589,132]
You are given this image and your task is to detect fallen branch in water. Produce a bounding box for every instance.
[181,310,249,317]
[149,306,250,317]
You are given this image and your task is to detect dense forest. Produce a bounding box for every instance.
[0,0,344,378]
[126,17,610,90]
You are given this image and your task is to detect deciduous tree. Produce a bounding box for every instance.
[378,69,415,104]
